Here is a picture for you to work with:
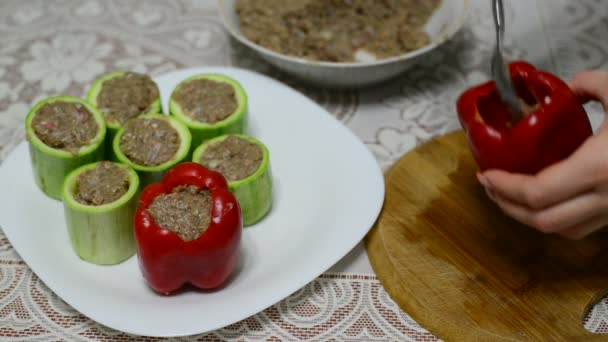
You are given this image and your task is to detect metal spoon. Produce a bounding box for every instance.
[491,0,524,120]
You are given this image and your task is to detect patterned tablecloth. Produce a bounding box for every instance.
[1,0,607,340]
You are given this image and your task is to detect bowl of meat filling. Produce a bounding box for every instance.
[218,0,469,88]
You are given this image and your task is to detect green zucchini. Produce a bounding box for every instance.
[193,134,272,226]
[62,161,139,265]
[86,71,161,159]
[25,96,106,200]
[169,74,247,155]
[113,113,191,188]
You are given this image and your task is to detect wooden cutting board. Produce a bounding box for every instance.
[365,131,608,341]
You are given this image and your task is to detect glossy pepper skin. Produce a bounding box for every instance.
[457,61,592,174]
[134,162,242,295]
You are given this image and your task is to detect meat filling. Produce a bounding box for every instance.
[32,101,99,154]
[173,79,238,124]
[148,185,213,241]
[236,0,440,62]
[75,162,130,206]
[200,135,263,181]
[119,118,180,166]
[97,72,160,125]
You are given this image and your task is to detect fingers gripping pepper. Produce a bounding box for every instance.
[134,162,242,295]
[457,61,593,174]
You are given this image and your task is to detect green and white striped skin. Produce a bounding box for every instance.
[193,134,272,226]
[86,71,162,159]
[25,96,106,200]
[62,162,139,265]
[113,113,192,188]
[169,74,247,156]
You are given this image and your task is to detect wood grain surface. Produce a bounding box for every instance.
[366,130,608,341]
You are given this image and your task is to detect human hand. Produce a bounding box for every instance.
[477,70,608,239]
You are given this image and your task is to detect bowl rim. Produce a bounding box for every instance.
[217,0,470,69]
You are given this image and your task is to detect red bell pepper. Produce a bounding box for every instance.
[457,61,592,174]
[134,162,242,295]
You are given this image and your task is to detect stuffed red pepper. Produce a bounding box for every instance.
[134,162,242,295]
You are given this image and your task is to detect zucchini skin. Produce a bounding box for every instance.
[62,162,139,265]
[113,113,192,189]
[86,71,162,159]
[25,96,106,200]
[193,134,272,226]
[169,74,247,155]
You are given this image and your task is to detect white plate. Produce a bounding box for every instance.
[0,67,384,337]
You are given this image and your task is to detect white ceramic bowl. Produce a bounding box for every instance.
[218,0,469,88]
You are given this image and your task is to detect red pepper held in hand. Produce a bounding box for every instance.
[457,61,592,174]
[134,162,242,295]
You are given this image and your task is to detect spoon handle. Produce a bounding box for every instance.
[491,0,524,120]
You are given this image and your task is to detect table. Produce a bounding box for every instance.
[0,0,606,340]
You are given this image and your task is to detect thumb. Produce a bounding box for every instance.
[569,71,608,132]
[568,71,608,110]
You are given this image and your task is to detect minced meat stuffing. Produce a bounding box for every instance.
[200,135,263,181]
[236,0,440,62]
[173,79,238,123]
[119,118,180,166]
[148,185,213,241]
[32,101,98,154]
[75,162,130,206]
[97,72,159,125]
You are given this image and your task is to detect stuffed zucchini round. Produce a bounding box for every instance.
[169,74,247,153]
[63,161,139,265]
[113,113,191,187]
[87,71,161,158]
[193,134,272,226]
[25,96,106,200]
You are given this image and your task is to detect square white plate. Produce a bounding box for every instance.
[0,67,384,337]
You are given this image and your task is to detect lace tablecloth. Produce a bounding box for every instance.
[1,0,607,340]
